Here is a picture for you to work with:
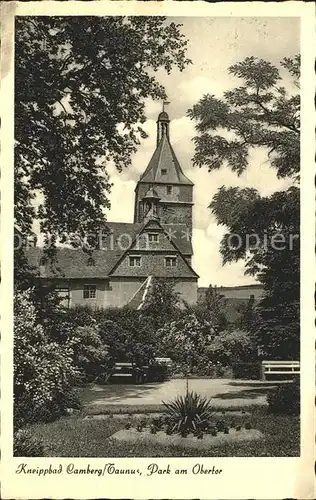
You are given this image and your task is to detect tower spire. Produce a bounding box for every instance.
[156,103,170,146]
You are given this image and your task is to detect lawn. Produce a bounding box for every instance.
[30,407,299,457]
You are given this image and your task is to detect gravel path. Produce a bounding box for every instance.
[82,378,275,408]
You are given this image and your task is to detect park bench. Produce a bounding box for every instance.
[109,362,148,384]
[261,360,300,381]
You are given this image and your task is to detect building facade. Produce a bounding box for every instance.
[27,111,199,308]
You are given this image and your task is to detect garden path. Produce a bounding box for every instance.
[82,378,277,409]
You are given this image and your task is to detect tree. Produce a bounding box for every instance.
[97,308,157,366]
[188,55,299,179]
[235,295,257,331]
[207,329,257,367]
[15,17,190,241]
[190,284,228,331]
[158,313,215,373]
[140,278,181,330]
[188,56,300,359]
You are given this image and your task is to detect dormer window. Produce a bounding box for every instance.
[166,185,172,195]
[148,233,159,243]
[165,256,177,267]
[129,255,142,267]
[87,256,95,266]
[161,168,167,176]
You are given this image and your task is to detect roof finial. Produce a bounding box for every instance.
[162,100,170,113]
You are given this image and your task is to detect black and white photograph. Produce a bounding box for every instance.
[1,1,315,499]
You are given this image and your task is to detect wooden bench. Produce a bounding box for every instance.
[261,360,300,381]
[110,362,148,384]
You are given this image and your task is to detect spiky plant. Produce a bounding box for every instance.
[162,391,214,434]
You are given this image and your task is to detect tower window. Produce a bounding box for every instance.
[129,255,142,267]
[165,256,177,267]
[166,185,172,195]
[161,169,167,176]
[83,284,96,299]
[148,233,159,243]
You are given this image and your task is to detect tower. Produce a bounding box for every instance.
[133,111,194,232]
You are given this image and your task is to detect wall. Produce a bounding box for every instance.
[134,183,193,225]
[175,279,198,305]
[159,203,192,228]
[136,183,192,204]
[70,280,109,309]
[105,278,144,307]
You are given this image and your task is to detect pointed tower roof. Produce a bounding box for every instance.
[139,112,193,185]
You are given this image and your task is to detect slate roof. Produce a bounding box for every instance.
[25,220,194,279]
[139,133,193,185]
[26,247,117,279]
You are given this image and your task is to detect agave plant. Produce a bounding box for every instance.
[162,391,214,434]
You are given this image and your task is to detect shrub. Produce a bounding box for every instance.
[232,362,262,380]
[158,313,215,372]
[147,362,170,382]
[207,329,257,366]
[97,308,157,366]
[14,289,80,428]
[46,307,112,384]
[162,391,214,434]
[66,325,112,384]
[14,429,46,456]
[267,380,300,415]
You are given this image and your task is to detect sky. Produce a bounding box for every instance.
[105,17,299,287]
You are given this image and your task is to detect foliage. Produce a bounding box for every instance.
[190,285,228,331]
[267,380,300,415]
[15,16,190,241]
[232,362,262,380]
[44,306,112,383]
[234,295,257,331]
[162,391,214,434]
[14,429,47,457]
[146,361,170,383]
[140,278,182,330]
[14,289,80,428]
[189,56,300,360]
[188,55,299,178]
[207,329,257,366]
[96,307,157,366]
[157,313,215,372]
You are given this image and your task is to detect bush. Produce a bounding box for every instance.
[46,307,112,384]
[14,289,80,428]
[147,362,170,383]
[207,329,257,366]
[158,313,215,372]
[267,380,300,415]
[14,429,47,456]
[232,362,262,380]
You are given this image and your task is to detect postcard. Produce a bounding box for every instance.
[1,1,315,498]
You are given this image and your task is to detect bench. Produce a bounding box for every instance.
[110,362,148,384]
[261,360,300,381]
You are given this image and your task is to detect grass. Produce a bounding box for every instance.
[83,403,165,416]
[30,407,299,457]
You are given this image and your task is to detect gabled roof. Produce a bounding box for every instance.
[25,220,194,280]
[26,247,117,279]
[108,218,198,278]
[139,133,193,185]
